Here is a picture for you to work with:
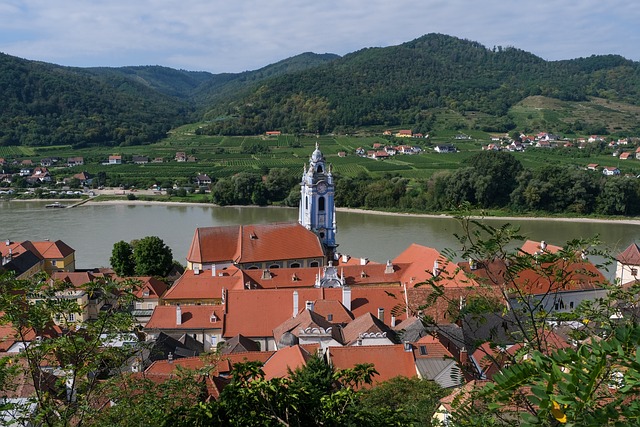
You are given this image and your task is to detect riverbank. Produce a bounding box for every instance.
[78,198,640,225]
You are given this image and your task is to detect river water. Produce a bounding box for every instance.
[1,201,639,278]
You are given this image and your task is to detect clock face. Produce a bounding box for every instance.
[317,181,327,194]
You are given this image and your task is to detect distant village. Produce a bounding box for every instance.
[2,145,638,423]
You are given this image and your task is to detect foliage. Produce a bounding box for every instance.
[131,236,174,277]
[358,376,449,426]
[0,271,141,426]
[168,359,412,426]
[110,241,135,276]
[418,213,640,426]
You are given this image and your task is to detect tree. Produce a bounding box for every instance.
[421,212,640,426]
[132,236,174,277]
[0,271,140,426]
[110,241,135,276]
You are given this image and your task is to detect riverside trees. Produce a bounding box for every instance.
[110,236,174,277]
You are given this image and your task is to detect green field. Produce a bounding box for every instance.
[3,130,639,188]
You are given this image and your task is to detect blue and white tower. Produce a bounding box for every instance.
[299,143,337,252]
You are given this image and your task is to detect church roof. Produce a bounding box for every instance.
[187,223,325,265]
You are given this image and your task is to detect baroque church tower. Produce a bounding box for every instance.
[299,143,337,252]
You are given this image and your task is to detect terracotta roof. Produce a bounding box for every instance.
[132,277,169,299]
[341,312,395,345]
[272,309,338,345]
[50,271,103,288]
[394,243,473,288]
[145,351,274,376]
[327,344,417,387]
[413,335,453,359]
[243,267,318,289]
[520,240,562,255]
[617,242,640,265]
[145,305,225,330]
[263,345,313,380]
[237,223,324,263]
[162,268,243,301]
[187,223,324,265]
[187,225,240,264]
[220,334,261,354]
[311,300,354,324]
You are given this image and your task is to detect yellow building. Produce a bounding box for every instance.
[1,239,76,277]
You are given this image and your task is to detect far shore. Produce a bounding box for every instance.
[76,198,640,226]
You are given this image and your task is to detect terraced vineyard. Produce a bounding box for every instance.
[3,128,637,189]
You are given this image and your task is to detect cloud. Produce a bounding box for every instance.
[0,0,638,72]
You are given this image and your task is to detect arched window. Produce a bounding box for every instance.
[269,264,280,269]
[317,165,323,173]
[247,266,259,270]
[309,261,319,268]
[318,196,325,211]
[290,262,301,268]
[305,196,309,210]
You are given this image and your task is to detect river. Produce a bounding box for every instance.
[1,200,639,278]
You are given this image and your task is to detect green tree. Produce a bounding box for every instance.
[0,271,140,426]
[132,236,174,277]
[110,240,135,276]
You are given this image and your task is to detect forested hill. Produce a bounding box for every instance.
[199,33,640,136]
[0,52,339,147]
[3,33,640,147]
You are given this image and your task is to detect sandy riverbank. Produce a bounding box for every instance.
[79,199,640,225]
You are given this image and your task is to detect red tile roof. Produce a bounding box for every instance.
[272,309,337,345]
[520,240,562,255]
[617,242,640,265]
[0,240,74,260]
[144,351,274,376]
[341,312,393,345]
[327,345,417,387]
[263,345,313,380]
[187,223,325,265]
[145,305,225,330]
[394,243,473,288]
[413,335,453,359]
[131,277,168,300]
[162,268,243,301]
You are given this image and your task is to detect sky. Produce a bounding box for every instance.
[1,1,639,74]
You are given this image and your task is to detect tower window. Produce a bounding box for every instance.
[318,196,325,211]
[310,261,319,268]
[305,196,309,210]
[317,165,323,173]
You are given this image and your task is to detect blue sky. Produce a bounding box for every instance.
[1,1,638,73]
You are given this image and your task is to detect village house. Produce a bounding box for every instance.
[132,155,149,164]
[434,145,456,153]
[67,157,84,167]
[195,174,212,186]
[175,152,187,162]
[603,166,621,176]
[395,130,412,138]
[108,155,122,165]
[145,304,225,351]
[1,239,76,277]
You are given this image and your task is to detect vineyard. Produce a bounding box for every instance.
[2,129,637,190]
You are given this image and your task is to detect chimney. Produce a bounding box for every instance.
[384,260,394,274]
[293,291,299,317]
[5,240,9,246]
[261,269,272,280]
[305,301,314,312]
[377,307,384,322]
[403,342,412,352]
[194,268,200,275]
[360,257,368,265]
[342,286,351,311]
[176,304,182,325]
[342,253,349,263]
[212,265,216,276]
[168,352,174,363]
[540,240,547,251]
[469,258,477,270]
[391,315,396,327]
[433,260,440,277]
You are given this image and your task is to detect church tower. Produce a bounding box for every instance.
[299,143,337,252]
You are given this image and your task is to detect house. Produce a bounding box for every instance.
[603,167,621,176]
[395,130,412,138]
[108,155,122,165]
[412,335,462,388]
[586,164,599,171]
[130,277,169,326]
[382,130,392,136]
[195,174,212,186]
[635,147,640,160]
[175,152,187,162]
[40,157,56,167]
[72,171,92,186]
[454,134,471,140]
[0,240,76,276]
[132,155,149,164]
[265,131,281,136]
[145,304,225,351]
[67,157,84,167]
[619,152,633,160]
[338,151,346,158]
[615,242,640,286]
[434,145,456,153]
[46,271,113,323]
[372,151,390,160]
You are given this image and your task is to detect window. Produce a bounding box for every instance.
[305,196,309,210]
[420,345,427,355]
[327,314,333,321]
[269,264,280,269]
[309,261,319,268]
[147,303,153,310]
[569,301,574,309]
[318,196,325,211]
[289,262,301,268]
[317,165,323,173]
[632,268,638,276]
[68,313,75,322]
